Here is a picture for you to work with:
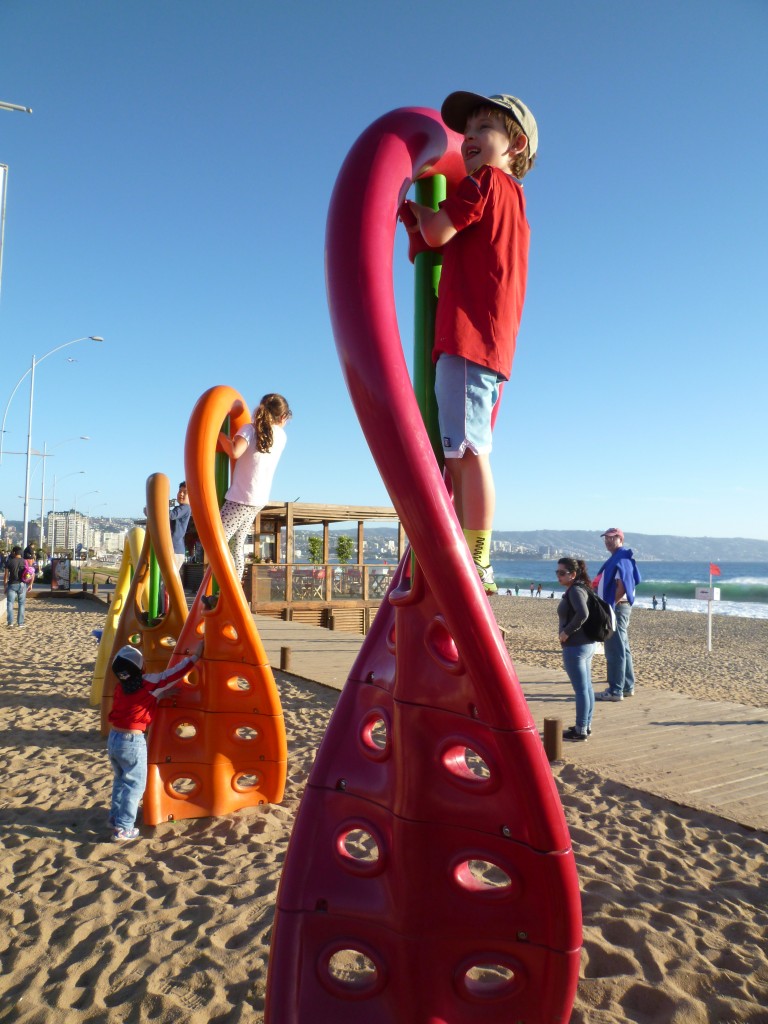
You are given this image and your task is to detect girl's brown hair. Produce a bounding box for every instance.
[253,393,291,453]
[557,557,591,588]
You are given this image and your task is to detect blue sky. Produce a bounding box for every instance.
[1,0,766,539]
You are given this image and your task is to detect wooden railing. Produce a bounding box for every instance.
[250,562,396,605]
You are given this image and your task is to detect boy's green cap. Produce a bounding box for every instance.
[441,92,538,157]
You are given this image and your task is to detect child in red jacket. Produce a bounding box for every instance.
[107,641,203,842]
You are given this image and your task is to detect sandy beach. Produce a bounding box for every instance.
[495,597,768,709]
[1,595,767,1023]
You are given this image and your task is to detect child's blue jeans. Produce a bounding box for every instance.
[108,730,148,831]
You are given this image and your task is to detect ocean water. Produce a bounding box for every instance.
[491,559,768,620]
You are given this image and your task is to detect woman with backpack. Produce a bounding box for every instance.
[555,557,596,742]
[4,545,28,627]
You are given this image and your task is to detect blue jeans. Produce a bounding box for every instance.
[562,643,596,732]
[604,602,636,696]
[6,583,26,626]
[108,730,147,830]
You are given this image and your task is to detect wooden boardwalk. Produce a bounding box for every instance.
[254,616,768,833]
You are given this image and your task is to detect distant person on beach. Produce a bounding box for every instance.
[556,557,596,741]
[399,91,538,595]
[652,594,658,610]
[530,582,535,597]
[594,528,641,702]
[662,593,667,611]
[536,583,542,597]
[4,546,27,627]
[217,394,291,581]
[107,641,203,842]
[514,585,519,596]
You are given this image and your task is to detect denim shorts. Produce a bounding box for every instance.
[434,354,502,457]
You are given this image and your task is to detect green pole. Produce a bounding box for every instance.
[413,175,446,467]
[148,545,160,620]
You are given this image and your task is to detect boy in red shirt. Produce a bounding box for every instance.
[401,91,538,594]
[107,641,203,841]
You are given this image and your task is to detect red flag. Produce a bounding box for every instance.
[709,563,721,576]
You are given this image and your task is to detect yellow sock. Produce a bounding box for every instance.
[464,529,491,567]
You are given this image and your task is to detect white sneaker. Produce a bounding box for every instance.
[476,564,498,595]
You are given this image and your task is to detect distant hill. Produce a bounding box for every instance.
[489,531,768,562]
[345,526,768,562]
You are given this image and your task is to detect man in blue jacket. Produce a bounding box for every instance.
[595,528,641,701]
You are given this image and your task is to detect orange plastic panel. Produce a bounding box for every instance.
[142,386,287,824]
[144,758,286,825]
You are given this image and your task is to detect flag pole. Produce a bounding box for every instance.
[707,568,713,653]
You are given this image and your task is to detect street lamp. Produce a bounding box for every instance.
[0,335,103,548]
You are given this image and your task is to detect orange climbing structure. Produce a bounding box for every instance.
[99,473,189,736]
[143,385,287,825]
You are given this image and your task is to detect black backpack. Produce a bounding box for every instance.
[577,585,616,642]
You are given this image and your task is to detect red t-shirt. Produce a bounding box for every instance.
[433,164,530,380]
[108,655,196,732]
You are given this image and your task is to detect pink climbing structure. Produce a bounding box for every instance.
[265,108,582,1023]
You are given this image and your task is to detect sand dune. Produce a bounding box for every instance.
[1,597,766,1022]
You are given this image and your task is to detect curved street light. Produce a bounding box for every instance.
[0,335,104,547]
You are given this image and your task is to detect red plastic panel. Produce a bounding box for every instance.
[265,108,581,1024]
[268,910,580,1024]
[276,790,580,952]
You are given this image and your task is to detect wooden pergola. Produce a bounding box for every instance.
[254,501,405,566]
[245,502,406,632]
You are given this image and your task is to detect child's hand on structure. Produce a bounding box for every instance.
[398,201,420,233]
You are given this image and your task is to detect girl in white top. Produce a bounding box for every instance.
[218,393,291,579]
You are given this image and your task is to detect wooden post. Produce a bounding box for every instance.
[280,646,291,672]
[543,717,563,762]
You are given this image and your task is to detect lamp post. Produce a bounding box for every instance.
[0,335,103,548]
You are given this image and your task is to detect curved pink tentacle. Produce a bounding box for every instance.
[327,106,525,729]
[265,107,581,1024]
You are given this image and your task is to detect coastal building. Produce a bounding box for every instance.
[46,510,88,553]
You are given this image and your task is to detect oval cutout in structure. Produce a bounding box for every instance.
[442,744,492,783]
[337,827,380,865]
[222,624,239,641]
[462,961,518,999]
[326,949,378,993]
[233,771,261,792]
[234,725,259,741]
[169,775,201,798]
[227,675,252,692]
[159,635,177,649]
[454,858,513,894]
[360,713,388,755]
[173,721,197,740]
[424,616,462,671]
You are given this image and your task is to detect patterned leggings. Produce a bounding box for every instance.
[219,500,262,579]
